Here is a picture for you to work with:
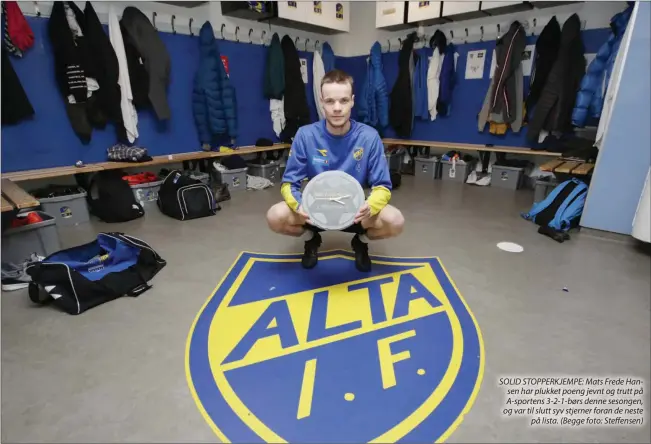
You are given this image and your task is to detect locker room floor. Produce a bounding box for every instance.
[2,176,650,443]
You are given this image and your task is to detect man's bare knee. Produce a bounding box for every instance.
[266,203,290,233]
[386,208,405,236]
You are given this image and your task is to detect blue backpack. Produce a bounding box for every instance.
[522,178,588,235]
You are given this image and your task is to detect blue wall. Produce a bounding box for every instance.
[580,2,651,235]
[1,15,611,173]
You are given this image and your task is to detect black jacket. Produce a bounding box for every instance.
[48,1,125,143]
[264,33,284,100]
[120,6,171,121]
[280,35,310,141]
[524,16,561,122]
[490,21,527,123]
[389,32,417,137]
[1,48,34,125]
[527,13,586,142]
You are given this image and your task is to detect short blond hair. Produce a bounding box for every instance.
[321,69,354,91]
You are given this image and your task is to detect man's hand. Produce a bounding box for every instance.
[297,205,312,225]
[354,202,371,224]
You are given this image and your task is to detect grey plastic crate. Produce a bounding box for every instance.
[491,165,524,190]
[130,180,163,208]
[247,160,280,182]
[414,157,441,183]
[441,160,474,183]
[2,211,61,264]
[533,178,559,203]
[38,190,89,227]
[214,167,248,193]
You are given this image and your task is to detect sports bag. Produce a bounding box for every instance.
[157,170,219,220]
[521,178,588,242]
[87,170,145,222]
[25,233,166,315]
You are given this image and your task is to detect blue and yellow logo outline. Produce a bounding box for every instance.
[186,250,485,443]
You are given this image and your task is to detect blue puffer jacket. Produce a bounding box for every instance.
[357,42,389,130]
[193,21,238,145]
[571,4,632,127]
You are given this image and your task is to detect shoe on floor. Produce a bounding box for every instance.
[351,234,371,272]
[302,232,322,269]
[1,253,44,291]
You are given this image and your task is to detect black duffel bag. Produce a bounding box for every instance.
[157,170,219,220]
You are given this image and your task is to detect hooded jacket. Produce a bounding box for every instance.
[524,16,561,122]
[48,1,124,143]
[320,42,335,73]
[527,13,586,142]
[389,32,417,137]
[357,41,389,131]
[120,6,171,121]
[192,21,238,145]
[264,32,284,100]
[571,4,632,127]
[280,35,310,141]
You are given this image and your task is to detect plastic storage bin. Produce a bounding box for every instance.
[2,211,61,264]
[130,180,163,208]
[491,165,524,190]
[441,160,474,183]
[533,177,559,203]
[35,189,89,227]
[414,157,441,183]
[214,167,248,193]
[247,160,280,182]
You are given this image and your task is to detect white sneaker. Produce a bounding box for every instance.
[1,253,44,291]
[466,171,478,184]
[476,175,492,187]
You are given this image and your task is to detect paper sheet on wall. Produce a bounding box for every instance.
[584,53,596,70]
[465,50,486,79]
[300,58,308,84]
[521,44,535,76]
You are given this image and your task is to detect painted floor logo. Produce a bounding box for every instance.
[186,250,484,443]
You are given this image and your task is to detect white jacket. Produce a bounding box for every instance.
[108,5,138,143]
[427,51,444,121]
[312,49,326,120]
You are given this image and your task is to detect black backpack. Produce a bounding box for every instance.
[157,170,219,220]
[87,170,145,223]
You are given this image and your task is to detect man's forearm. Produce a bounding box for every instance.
[281,182,302,212]
[367,186,391,216]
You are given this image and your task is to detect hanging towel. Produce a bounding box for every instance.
[270,97,285,138]
[108,5,138,143]
[312,48,326,120]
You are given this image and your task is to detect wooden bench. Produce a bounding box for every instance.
[1,178,40,212]
[539,158,595,176]
[382,138,564,157]
[1,144,291,182]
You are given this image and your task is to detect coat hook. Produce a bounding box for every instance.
[387,39,391,52]
[33,1,40,16]
[295,36,299,47]
[315,39,320,50]
[496,23,500,38]
[450,29,454,41]
[464,28,468,43]
[171,15,176,34]
[189,17,194,36]
[221,23,225,39]
[261,29,266,45]
[152,11,157,30]
[398,37,402,48]
[532,18,537,36]
[304,38,309,51]
[235,26,239,42]
[248,28,253,43]
[480,25,484,41]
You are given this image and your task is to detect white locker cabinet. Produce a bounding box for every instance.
[442,1,480,17]
[407,1,442,23]
[376,1,407,28]
[480,1,530,14]
[307,1,350,32]
[277,1,308,23]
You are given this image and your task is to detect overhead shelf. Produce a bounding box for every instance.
[221,1,350,35]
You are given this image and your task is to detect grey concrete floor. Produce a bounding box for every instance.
[2,177,650,443]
